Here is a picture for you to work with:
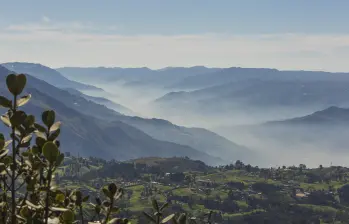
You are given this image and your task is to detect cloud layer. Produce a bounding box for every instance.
[1,17,349,71]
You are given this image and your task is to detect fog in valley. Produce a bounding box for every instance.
[59,67,349,168]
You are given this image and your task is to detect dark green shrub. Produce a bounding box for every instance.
[0,74,129,224]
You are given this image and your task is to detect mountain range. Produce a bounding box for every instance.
[0,63,252,165]
[57,66,221,88]
[57,66,349,124]
[2,62,103,91]
[63,88,134,115]
[155,79,349,114]
[266,106,349,126]
[6,63,349,166]
[149,69,349,126]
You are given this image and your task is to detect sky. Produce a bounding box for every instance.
[1,0,349,71]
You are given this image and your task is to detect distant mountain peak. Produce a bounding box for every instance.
[3,62,49,71]
[4,61,40,65]
[2,62,103,91]
[158,66,210,71]
[267,106,349,126]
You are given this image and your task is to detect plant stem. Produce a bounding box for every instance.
[98,214,101,223]
[11,94,17,224]
[2,189,8,224]
[44,165,53,224]
[104,198,114,224]
[40,167,44,185]
[79,205,84,224]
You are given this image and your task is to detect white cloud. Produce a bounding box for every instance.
[5,19,95,34]
[1,19,349,71]
[42,16,51,23]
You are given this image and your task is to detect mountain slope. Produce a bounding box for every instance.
[267,106,349,126]
[225,106,349,156]
[170,67,349,89]
[2,62,102,91]
[19,73,124,120]
[56,66,220,88]
[4,63,255,163]
[157,79,349,108]
[64,88,134,115]
[154,78,349,125]
[155,67,349,122]
[28,88,220,163]
[117,116,253,162]
[0,65,221,165]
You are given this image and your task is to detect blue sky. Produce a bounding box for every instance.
[0,0,349,71]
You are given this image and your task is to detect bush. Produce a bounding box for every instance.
[0,74,129,224]
[0,73,210,224]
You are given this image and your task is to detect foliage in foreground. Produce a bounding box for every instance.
[0,73,213,224]
[0,73,127,223]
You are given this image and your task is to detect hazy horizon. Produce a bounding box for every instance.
[2,1,349,168]
[3,61,349,74]
[2,1,349,71]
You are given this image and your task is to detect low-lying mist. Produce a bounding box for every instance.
[214,124,349,168]
[79,81,349,168]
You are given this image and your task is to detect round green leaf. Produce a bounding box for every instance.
[20,206,30,218]
[42,141,60,164]
[24,115,35,127]
[108,183,117,196]
[6,74,27,96]
[55,194,65,203]
[10,111,26,127]
[62,210,74,223]
[42,110,55,127]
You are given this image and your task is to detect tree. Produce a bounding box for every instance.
[169,172,185,182]
[245,164,252,172]
[299,164,307,173]
[235,160,244,170]
[0,74,129,224]
[0,73,209,224]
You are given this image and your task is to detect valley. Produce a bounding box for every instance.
[55,65,349,167]
[2,2,348,223]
